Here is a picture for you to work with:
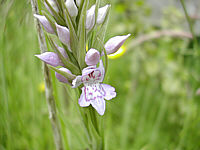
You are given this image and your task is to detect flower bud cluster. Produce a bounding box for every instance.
[34,0,130,115]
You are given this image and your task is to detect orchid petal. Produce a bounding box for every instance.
[55,68,72,83]
[79,87,91,107]
[98,60,105,82]
[105,34,131,54]
[86,5,96,31]
[34,14,55,34]
[97,5,110,24]
[76,0,81,7]
[35,52,63,67]
[91,98,105,115]
[65,0,78,17]
[85,48,100,66]
[55,23,71,50]
[82,66,97,76]
[72,76,82,88]
[102,84,116,100]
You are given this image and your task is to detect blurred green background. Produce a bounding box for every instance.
[1,0,200,149]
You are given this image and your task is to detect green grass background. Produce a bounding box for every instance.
[1,0,200,150]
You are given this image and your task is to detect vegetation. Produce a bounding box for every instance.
[0,0,200,149]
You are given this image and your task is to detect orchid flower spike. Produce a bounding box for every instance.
[65,0,78,17]
[44,0,59,14]
[97,5,110,25]
[85,48,100,66]
[105,34,131,55]
[72,60,116,115]
[86,5,96,31]
[34,14,55,34]
[55,23,71,51]
[76,0,81,7]
[35,52,64,67]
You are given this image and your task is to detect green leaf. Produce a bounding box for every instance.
[87,109,101,149]
[61,43,80,68]
[94,0,100,24]
[76,0,84,24]
[77,0,88,69]
[55,0,63,13]
[48,65,76,81]
[58,115,71,150]
[44,0,65,25]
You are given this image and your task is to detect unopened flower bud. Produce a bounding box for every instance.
[65,0,78,17]
[86,5,96,31]
[85,48,100,66]
[76,0,81,7]
[34,14,55,34]
[55,68,72,84]
[35,52,63,67]
[55,23,71,51]
[105,34,131,54]
[44,0,59,14]
[55,44,68,58]
[97,5,110,25]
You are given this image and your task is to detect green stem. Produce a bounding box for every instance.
[88,106,99,134]
[51,72,70,150]
[30,0,64,149]
[179,0,198,50]
[77,87,104,149]
[176,100,192,150]
[1,25,12,150]
[150,96,168,143]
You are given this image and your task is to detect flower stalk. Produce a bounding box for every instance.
[179,0,199,54]
[30,0,64,150]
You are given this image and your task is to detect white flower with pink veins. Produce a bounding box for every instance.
[72,60,116,115]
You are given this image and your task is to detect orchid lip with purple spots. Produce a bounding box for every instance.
[72,60,116,115]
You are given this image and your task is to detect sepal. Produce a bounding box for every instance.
[55,23,71,50]
[97,5,110,25]
[76,0,81,7]
[48,65,76,81]
[104,34,131,54]
[34,14,55,34]
[55,67,72,84]
[35,52,63,67]
[86,5,96,31]
[85,48,100,66]
[65,0,78,17]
